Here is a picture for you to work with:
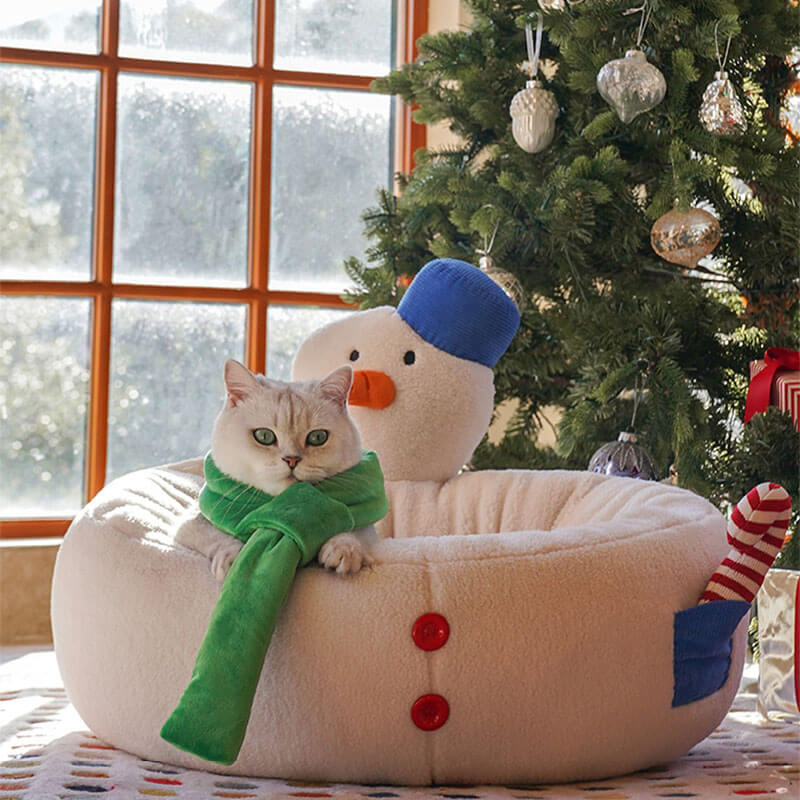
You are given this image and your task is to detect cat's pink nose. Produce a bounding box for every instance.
[282,456,302,469]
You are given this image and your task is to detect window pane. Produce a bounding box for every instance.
[0,1,100,54]
[267,305,352,380]
[107,300,245,481]
[114,75,251,287]
[269,86,391,292]
[1,297,91,517]
[119,0,253,66]
[274,0,393,76]
[0,66,97,282]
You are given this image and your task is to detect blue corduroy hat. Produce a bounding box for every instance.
[396,258,521,368]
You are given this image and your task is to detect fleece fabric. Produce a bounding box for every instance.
[292,307,495,482]
[395,258,520,368]
[51,459,742,785]
[160,451,387,765]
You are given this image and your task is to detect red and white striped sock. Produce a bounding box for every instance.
[700,482,792,604]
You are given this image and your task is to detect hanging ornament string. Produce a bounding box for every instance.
[476,215,501,270]
[522,14,544,79]
[621,1,653,48]
[714,19,732,74]
[636,2,652,47]
[630,374,641,432]
[475,212,526,311]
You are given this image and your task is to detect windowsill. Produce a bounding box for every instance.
[0,537,64,548]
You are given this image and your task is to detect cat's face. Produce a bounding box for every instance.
[211,360,362,496]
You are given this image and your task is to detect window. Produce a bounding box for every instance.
[1,0,426,537]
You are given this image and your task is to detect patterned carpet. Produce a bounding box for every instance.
[1,649,797,800]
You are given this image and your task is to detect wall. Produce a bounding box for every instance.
[0,539,58,645]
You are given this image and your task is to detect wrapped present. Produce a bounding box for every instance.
[745,347,800,431]
[757,568,799,720]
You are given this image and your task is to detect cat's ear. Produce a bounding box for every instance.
[224,359,259,407]
[319,365,354,408]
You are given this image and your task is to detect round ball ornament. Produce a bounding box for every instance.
[588,431,658,480]
[510,79,559,153]
[650,207,721,268]
[479,255,526,312]
[596,49,666,123]
[699,71,747,135]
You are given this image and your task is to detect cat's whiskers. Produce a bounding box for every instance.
[297,465,328,483]
[206,482,248,518]
[216,483,259,530]
[316,469,363,492]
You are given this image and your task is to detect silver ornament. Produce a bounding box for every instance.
[479,255,526,312]
[588,431,658,480]
[596,48,666,123]
[699,70,747,135]
[650,206,721,268]
[510,79,559,153]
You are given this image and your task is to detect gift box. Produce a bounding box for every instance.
[757,568,799,720]
[746,348,800,431]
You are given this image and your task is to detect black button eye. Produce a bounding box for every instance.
[404,350,416,365]
[349,350,359,361]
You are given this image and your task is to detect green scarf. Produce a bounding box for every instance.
[160,450,388,765]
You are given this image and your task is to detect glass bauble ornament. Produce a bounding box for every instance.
[510,79,559,153]
[479,256,526,312]
[650,207,721,268]
[699,70,747,135]
[588,432,657,480]
[596,49,666,123]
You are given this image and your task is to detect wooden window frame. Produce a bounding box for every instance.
[0,0,427,539]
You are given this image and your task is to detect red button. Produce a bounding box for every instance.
[412,613,450,651]
[411,694,449,731]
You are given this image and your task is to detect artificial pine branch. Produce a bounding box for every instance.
[344,0,799,545]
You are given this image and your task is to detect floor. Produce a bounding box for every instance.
[0,648,798,800]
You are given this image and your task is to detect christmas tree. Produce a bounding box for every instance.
[344,0,799,566]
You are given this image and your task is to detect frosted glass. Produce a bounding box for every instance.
[267,305,352,380]
[106,300,246,481]
[0,66,97,282]
[119,0,253,65]
[114,74,251,287]
[274,0,393,76]
[1,296,91,517]
[269,86,392,292]
[0,1,100,54]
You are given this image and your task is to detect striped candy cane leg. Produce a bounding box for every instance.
[700,483,792,604]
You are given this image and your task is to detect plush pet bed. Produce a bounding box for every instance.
[51,457,744,786]
[53,260,765,785]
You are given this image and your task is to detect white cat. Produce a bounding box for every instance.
[174,360,375,579]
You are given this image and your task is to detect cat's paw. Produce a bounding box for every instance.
[209,539,244,582]
[318,533,373,575]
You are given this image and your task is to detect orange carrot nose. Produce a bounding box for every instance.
[348,370,396,409]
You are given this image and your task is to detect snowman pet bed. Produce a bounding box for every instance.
[51,259,791,786]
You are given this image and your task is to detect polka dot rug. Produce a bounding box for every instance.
[1,649,797,800]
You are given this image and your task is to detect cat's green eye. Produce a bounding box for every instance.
[253,428,277,446]
[306,429,328,446]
